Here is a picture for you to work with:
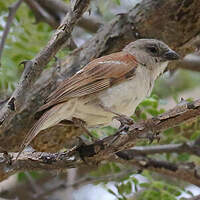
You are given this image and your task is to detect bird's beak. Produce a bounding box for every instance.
[163,50,180,60]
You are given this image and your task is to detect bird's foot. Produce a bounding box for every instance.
[113,114,135,128]
[99,104,134,127]
[138,130,160,144]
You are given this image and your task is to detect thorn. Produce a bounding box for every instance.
[19,60,32,69]
[8,97,16,111]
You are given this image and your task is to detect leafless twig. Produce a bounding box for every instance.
[0,0,23,65]
[36,0,101,33]
[127,138,200,157]
[24,0,77,49]
[24,0,58,28]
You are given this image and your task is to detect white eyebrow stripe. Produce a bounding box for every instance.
[76,60,125,74]
[98,60,124,65]
[76,68,84,74]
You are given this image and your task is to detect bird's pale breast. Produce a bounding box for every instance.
[73,65,154,128]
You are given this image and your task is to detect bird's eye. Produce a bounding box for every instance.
[147,46,158,54]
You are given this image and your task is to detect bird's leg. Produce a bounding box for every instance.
[99,104,135,128]
[72,117,98,142]
[137,130,161,144]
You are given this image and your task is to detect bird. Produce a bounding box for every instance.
[16,39,179,159]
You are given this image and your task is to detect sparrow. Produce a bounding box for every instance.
[16,39,179,159]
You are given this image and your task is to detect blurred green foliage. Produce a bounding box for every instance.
[0,1,52,93]
[17,171,43,182]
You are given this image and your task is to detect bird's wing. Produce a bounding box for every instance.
[16,52,138,160]
[38,52,138,113]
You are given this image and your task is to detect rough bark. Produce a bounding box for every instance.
[1,0,200,153]
[1,98,200,184]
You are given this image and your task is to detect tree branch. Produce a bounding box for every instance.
[127,138,200,157]
[1,98,200,184]
[24,0,58,28]
[114,154,200,187]
[35,0,101,33]
[0,0,23,65]
[1,0,200,154]
[24,0,78,50]
[0,0,90,126]
[172,54,200,72]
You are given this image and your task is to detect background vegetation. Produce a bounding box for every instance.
[0,0,200,200]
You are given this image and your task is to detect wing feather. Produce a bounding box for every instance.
[16,52,138,160]
[38,52,138,113]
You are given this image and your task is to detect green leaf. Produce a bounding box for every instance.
[107,188,117,196]
[140,182,151,188]
[17,172,26,182]
[113,0,120,5]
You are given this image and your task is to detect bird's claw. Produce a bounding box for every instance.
[147,131,160,144]
[149,135,160,144]
[113,114,134,127]
[137,131,160,144]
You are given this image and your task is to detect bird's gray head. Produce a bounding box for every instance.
[123,39,179,69]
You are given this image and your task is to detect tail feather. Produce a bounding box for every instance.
[16,100,77,160]
[16,105,62,160]
[16,113,49,160]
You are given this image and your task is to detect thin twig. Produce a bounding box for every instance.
[0,0,23,65]
[127,138,200,157]
[36,0,101,33]
[113,154,200,187]
[24,0,58,28]
[24,0,77,49]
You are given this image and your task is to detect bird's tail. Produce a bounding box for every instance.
[16,104,64,160]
